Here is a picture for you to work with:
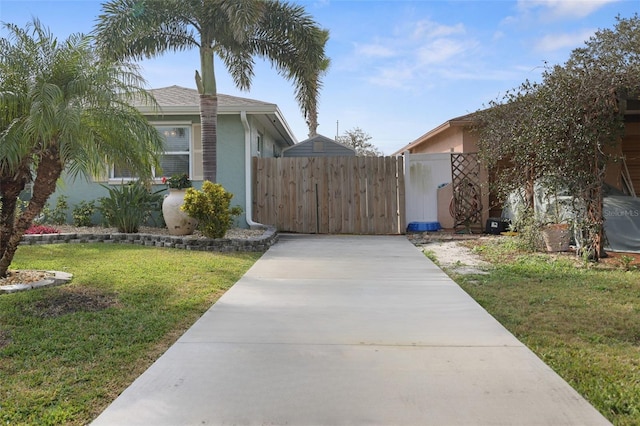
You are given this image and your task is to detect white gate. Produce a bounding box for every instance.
[403,153,452,225]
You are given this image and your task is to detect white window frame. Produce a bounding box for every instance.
[109,122,192,183]
[257,132,264,157]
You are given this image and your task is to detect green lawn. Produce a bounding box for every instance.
[0,244,260,425]
[445,238,640,426]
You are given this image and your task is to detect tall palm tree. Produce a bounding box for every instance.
[0,19,164,277]
[94,0,329,182]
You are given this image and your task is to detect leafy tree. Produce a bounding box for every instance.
[475,84,543,210]
[336,127,382,156]
[94,0,330,181]
[0,20,164,277]
[476,14,640,260]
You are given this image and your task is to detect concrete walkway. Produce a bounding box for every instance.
[92,235,610,425]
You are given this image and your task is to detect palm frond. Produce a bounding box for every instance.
[94,0,200,61]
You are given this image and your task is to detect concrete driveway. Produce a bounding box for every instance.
[92,234,610,425]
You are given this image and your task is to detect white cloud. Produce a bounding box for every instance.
[367,65,415,89]
[347,18,480,90]
[417,39,469,65]
[534,28,595,51]
[354,42,397,58]
[411,20,466,39]
[517,0,620,20]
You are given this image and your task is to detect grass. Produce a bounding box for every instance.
[445,238,640,426]
[0,244,260,425]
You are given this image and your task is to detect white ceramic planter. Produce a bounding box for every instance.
[162,189,197,236]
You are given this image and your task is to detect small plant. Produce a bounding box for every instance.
[422,249,439,265]
[161,173,192,189]
[36,195,69,225]
[510,206,543,253]
[25,225,59,235]
[181,181,242,239]
[72,200,96,227]
[49,195,69,225]
[618,255,635,272]
[98,182,164,233]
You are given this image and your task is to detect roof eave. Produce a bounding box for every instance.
[391,117,476,155]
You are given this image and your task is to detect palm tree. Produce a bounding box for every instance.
[0,19,165,277]
[94,0,329,182]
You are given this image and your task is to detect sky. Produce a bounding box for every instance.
[1,1,638,154]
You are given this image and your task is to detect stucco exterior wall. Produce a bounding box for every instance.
[216,114,247,227]
[408,127,464,154]
[462,129,479,152]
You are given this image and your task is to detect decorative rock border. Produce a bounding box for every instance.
[20,226,279,252]
[0,271,73,294]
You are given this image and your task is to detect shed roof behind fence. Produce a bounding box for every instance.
[282,134,356,157]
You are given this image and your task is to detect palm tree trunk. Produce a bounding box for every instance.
[0,147,64,277]
[0,181,22,260]
[199,45,218,183]
[200,94,218,182]
[0,163,31,264]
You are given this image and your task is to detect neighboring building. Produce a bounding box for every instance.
[393,113,490,227]
[50,85,297,228]
[395,106,640,251]
[392,113,477,156]
[282,134,356,157]
[394,105,640,194]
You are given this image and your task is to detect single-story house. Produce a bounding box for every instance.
[282,134,356,157]
[49,85,297,228]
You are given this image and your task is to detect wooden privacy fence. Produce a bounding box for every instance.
[253,156,405,234]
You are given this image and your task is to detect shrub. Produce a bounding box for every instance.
[25,225,59,234]
[181,181,242,239]
[98,182,163,233]
[72,200,96,227]
[37,195,68,225]
[49,195,69,225]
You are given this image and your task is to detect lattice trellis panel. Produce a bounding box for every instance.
[450,153,483,230]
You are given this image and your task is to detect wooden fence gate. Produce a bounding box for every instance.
[253,156,405,234]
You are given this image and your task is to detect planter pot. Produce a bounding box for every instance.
[541,224,571,252]
[162,189,197,236]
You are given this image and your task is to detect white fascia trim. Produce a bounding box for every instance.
[272,107,298,145]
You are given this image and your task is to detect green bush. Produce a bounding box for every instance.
[49,195,69,225]
[37,195,68,225]
[72,200,96,227]
[182,181,242,239]
[98,182,163,233]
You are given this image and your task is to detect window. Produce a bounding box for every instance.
[110,125,191,180]
[157,126,190,177]
[257,133,263,157]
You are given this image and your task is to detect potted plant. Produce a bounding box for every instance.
[161,174,197,235]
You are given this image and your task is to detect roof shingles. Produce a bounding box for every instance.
[145,85,275,108]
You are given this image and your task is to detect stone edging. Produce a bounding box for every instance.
[20,226,279,252]
[0,271,73,294]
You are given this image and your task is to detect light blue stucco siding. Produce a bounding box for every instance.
[45,175,171,227]
[45,176,112,225]
[216,114,248,228]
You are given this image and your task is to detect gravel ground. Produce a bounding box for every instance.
[409,232,492,275]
